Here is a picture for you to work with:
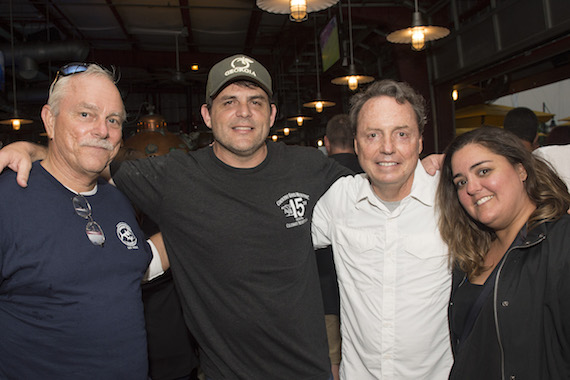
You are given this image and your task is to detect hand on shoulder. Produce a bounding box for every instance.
[0,142,47,187]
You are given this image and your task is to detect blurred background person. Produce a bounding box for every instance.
[534,125,570,190]
[545,125,570,146]
[323,114,362,173]
[438,126,570,380]
[503,106,539,151]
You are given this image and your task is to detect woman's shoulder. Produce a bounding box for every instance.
[546,214,570,232]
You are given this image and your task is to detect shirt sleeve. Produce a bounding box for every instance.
[311,181,338,249]
[143,238,164,282]
[112,155,169,222]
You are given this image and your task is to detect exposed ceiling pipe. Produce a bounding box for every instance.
[0,40,90,79]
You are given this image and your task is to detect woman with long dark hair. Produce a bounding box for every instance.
[437,126,570,379]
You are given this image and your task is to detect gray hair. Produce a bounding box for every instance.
[349,79,427,136]
[48,64,125,120]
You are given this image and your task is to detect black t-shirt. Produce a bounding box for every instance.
[114,142,351,380]
[449,234,524,380]
[449,279,501,380]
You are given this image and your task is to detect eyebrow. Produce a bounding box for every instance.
[77,102,99,111]
[77,102,125,122]
[361,125,412,133]
[452,159,492,180]
[108,112,125,123]
[218,94,268,102]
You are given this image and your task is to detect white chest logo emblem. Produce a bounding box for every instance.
[116,222,139,249]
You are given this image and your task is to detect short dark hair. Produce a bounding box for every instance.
[349,79,427,136]
[503,107,539,144]
[326,114,354,150]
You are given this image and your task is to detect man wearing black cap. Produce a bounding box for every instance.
[0,55,349,379]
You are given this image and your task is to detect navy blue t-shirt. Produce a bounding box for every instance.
[0,162,151,379]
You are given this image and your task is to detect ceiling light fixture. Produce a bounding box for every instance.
[304,19,335,112]
[287,49,312,127]
[331,0,373,91]
[0,0,33,130]
[290,0,308,22]
[386,0,450,51]
[257,0,339,23]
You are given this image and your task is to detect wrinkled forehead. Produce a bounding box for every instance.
[64,75,126,119]
[357,96,420,131]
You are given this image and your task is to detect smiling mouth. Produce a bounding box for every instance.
[476,195,494,206]
[377,162,397,167]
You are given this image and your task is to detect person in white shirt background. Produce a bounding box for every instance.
[312,79,453,380]
[534,125,570,190]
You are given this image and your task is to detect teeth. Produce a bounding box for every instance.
[234,127,252,130]
[377,162,397,167]
[476,195,493,206]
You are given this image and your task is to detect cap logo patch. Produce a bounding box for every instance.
[225,56,256,77]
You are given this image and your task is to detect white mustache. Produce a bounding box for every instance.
[79,137,115,151]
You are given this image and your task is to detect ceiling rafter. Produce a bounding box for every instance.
[178,0,195,53]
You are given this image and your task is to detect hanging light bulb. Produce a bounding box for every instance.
[411,26,425,51]
[332,64,373,91]
[289,46,312,127]
[387,0,450,51]
[315,101,323,113]
[331,0,374,90]
[348,76,358,91]
[284,127,290,136]
[257,0,339,23]
[0,0,33,130]
[272,134,278,141]
[304,19,336,112]
[289,0,308,22]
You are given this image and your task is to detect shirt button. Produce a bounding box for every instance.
[510,376,516,380]
[502,301,509,307]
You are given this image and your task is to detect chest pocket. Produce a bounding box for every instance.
[404,233,448,260]
[333,225,381,291]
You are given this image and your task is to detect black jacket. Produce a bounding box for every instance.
[449,215,570,380]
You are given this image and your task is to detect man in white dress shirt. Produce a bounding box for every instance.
[312,80,453,379]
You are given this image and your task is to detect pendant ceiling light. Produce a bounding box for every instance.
[257,0,339,22]
[0,0,33,130]
[304,19,335,113]
[386,0,450,51]
[331,0,373,91]
[287,49,312,127]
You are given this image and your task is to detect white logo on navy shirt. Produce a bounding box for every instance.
[116,222,139,250]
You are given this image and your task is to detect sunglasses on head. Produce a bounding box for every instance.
[49,62,118,93]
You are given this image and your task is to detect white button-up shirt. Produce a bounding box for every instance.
[312,161,452,379]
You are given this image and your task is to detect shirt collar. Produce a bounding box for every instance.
[355,159,438,208]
